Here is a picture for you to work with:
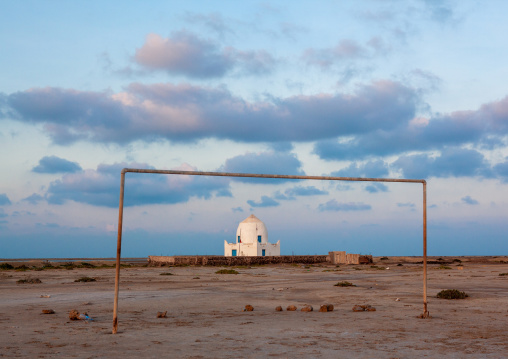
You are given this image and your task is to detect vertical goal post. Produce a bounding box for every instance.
[112,168,429,334]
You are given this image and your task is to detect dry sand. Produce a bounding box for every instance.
[1,257,507,358]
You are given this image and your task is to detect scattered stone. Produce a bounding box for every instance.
[244,305,254,311]
[301,305,313,312]
[395,298,400,301]
[317,304,335,312]
[157,311,167,318]
[275,306,283,311]
[69,310,80,320]
[42,309,55,314]
[352,305,364,312]
[286,305,297,311]
[352,304,376,312]
[40,294,51,298]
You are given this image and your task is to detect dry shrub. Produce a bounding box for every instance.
[215,269,239,274]
[17,278,41,284]
[334,281,355,287]
[436,289,468,299]
[437,265,452,270]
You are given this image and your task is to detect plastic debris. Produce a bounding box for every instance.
[69,310,93,321]
[78,313,93,322]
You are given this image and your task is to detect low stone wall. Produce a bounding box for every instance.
[147,255,329,267]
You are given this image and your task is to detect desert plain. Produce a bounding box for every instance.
[1,256,507,358]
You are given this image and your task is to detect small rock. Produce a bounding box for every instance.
[69,310,80,320]
[157,311,167,318]
[319,305,328,312]
[352,305,365,312]
[301,305,313,312]
[352,304,376,312]
[395,298,400,301]
[326,304,334,312]
[275,306,283,311]
[40,295,51,298]
[244,305,254,312]
[42,309,55,314]
[286,305,297,311]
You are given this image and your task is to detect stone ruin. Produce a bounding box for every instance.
[328,251,373,265]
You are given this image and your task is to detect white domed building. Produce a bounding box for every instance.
[224,214,280,257]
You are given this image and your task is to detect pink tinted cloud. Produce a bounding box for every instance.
[134,32,276,78]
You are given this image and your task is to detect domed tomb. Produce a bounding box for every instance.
[224,214,280,257]
[236,214,268,244]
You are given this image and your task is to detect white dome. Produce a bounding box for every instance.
[236,214,268,244]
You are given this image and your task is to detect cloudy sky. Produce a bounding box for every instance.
[1,0,507,258]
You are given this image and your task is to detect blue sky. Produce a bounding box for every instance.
[1,0,507,258]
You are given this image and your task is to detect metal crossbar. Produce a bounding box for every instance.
[112,169,429,333]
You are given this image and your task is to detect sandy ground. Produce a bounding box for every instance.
[1,258,507,358]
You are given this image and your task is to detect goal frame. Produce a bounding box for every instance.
[112,168,429,334]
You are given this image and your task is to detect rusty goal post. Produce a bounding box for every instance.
[112,169,429,333]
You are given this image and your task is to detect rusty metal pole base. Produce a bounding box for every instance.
[418,311,431,319]
[418,303,431,318]
[112,318,118,334]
